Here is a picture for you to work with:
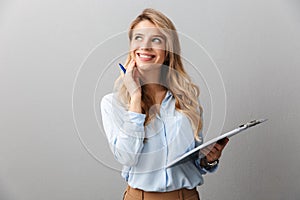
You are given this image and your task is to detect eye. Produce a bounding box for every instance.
[152,37,162,43]
[134,35,143,41]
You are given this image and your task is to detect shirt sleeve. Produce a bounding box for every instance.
[193,103,219,174]
[100,94,146,166]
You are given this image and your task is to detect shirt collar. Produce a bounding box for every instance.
[161,90,173,105]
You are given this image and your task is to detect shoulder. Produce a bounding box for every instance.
[101,93,114,103]
[101,93,126,112]
[100,93,116,111]
[101,92,113,105]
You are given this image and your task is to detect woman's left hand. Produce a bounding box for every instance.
[200,137,229,162]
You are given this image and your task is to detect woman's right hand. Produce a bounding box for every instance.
[123,59,142,113]
[123,59,141,97]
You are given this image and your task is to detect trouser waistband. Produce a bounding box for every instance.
[124,185,200,200]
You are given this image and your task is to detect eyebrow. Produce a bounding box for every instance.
[133,32,165,39]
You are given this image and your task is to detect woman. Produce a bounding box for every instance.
[101,8,229,200]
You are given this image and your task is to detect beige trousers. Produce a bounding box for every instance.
[123,185,200,200]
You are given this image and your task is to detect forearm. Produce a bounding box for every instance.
[129,93,142,113]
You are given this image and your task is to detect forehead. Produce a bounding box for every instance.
[132,20,163,36]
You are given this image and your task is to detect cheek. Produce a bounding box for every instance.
[130,40,139,51]
[157,50,166,61]
[130,42,138,60]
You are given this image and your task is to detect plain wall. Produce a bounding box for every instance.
[1,0,300,199]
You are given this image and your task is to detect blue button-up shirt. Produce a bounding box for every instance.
[101,90,217,192]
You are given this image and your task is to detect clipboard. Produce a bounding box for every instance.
[166,119,268,168]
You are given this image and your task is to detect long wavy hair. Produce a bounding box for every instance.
[114,8,203,141]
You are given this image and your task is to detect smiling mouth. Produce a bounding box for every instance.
[137,53,156,61]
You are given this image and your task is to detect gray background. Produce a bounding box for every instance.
[1,0,300,199]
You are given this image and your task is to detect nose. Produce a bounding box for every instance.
[140,38,152,50]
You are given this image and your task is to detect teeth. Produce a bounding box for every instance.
[139,54,153,58]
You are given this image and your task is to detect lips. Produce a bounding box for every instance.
[136,52,156,62]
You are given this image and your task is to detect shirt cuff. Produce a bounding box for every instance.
[195,157,219,174]
[127,111,146,125]
[120,111,146,138]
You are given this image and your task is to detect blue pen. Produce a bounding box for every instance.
[118,63,126,74]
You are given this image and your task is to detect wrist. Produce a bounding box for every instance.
[130,93,141,101]
[129,96,142,113]
[200,156,219,170]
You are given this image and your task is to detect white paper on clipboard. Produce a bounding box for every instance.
[166,119,268,168]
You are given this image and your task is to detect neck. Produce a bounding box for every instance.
[139,66,161,86]
[143,84,166,93]
[143,84,167,105]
